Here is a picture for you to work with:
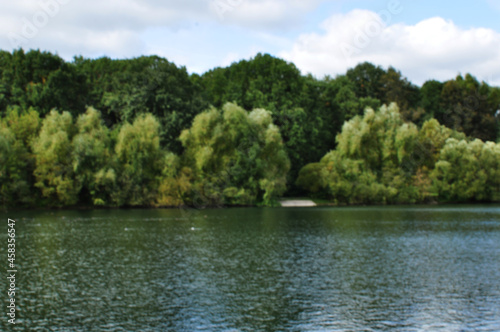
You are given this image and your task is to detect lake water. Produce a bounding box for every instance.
[1,205,500,331]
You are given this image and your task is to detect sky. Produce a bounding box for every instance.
[1,0,500,86]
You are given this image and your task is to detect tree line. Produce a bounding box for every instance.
[297,103,500,204]
[0,49,499,208]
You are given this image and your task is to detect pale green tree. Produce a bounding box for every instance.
[336,103,418,174]
[179,103,290,206]
[32,110,79,206]
[2,106,41,147]
[113,113,164,206]
[156,152,193,207]
[318,151,390,204]
[432,139,500,202]
[297,103,425,204]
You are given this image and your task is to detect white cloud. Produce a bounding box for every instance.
[0,0,209,56]
[0,0,325,62]
[211,0,325,30]
[281,9,500,85]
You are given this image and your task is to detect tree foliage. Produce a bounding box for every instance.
[0,107,40,207]
[432,139,500,202]
[199,54,340,192]
[113,113,164,206]
[179,103,290,206]
[1,48,499,208]
[72,107,115,206]
[32,110,79,206]
[297,103,500,204]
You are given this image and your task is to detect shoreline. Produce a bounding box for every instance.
[2,199,500,213]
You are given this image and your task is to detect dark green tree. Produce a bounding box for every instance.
[0,107,40,207]
[72,107,115,206]
[345,62,386,100]
[439,74,498,142]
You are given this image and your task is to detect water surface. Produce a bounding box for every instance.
[1,205,500,331]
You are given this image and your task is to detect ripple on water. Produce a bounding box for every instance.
[0,206,499,331]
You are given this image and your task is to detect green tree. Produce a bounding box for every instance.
[432,138,500,202]
[336,103,418,175]
[199,54,342,192]
[0,106,40,207]
[0,49,87,117]
[72,107,115,206]
[113,113,164,206]
[331,76,381,120]
[2,106,40,146]
[317,151,390,204]
[156,152,192,207]
[419,80,444,119]
[345,62,386,100]
[180,103,290,206]
[295,162,325,195]
[32,110,79,206]
[414,118,466,169]
[380,67,420,110]
[298,103,423,204]
[439,74,498,142]
[0,131,33,207]
[78,55,207,152]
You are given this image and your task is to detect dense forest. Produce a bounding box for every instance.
[0,49,499,208]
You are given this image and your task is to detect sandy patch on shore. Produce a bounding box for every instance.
[280,200,317,207]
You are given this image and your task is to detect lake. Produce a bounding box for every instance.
[1,205,500,331]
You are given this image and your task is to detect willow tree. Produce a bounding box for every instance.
[32,110,79,206]
[335,103,420,202]
[113,113,164,206]
[0,126,31,207]
[335,103,418,173]
[156,152,190,207]
[299,150,388,204]
[297,103,423,204]
[0,107,40,207]
[432,139,500,202]
[72,107,115,206]
[179,103,290,206]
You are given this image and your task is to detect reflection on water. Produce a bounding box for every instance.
[1,206,499,331]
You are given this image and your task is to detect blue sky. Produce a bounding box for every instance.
[340,0,500,30]
[1,0,500,86]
